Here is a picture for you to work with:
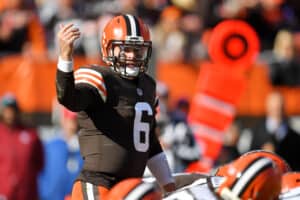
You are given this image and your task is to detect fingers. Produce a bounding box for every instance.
[57,23,81,59]
[58,23,80,37]
[58,23,81,44]
[66,31,81,44]
[59,23,74,33]
[64,28,80,39]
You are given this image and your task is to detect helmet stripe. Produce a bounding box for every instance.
[230,157,261,190]
[126,14,137,36]
[231,157,273,197]
[123,14,141,37]
[280,187,300,199]
[132,15,141,36]
[123,15,132,35]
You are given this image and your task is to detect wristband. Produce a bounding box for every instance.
[147,152,175,187]
[57,56,73,72]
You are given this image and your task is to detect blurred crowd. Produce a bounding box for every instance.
[0,93,82,200]
[2,0,300,199]
[2,0,300,83]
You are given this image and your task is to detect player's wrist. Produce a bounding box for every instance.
[58,56,74,72]
[60,53,73,61]
[147,152,175,189]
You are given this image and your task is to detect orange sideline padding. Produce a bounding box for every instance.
[0,55,96,113]
[156,61,199,109]
[1,56,300,115]
[157,61,300,116]
[236,63,272,116]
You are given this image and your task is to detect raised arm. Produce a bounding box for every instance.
[55,23,96,111]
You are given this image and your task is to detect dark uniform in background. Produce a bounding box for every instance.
[56,65,163,188]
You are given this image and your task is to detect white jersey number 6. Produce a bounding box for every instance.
[133,102,153,152]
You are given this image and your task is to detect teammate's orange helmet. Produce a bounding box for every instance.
[216,155,282,200]
[280,172,300,199]
[215,150,290,178]
[101,14,152,78]
[240,150,291,174]
[105,178,162,200]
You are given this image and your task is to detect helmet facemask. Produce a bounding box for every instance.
[106,39,152,79]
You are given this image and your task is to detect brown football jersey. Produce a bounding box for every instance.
[56,65,163,188]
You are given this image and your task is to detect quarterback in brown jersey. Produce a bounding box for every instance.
[56,14,175,199]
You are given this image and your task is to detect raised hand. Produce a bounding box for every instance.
[57,23,81,61]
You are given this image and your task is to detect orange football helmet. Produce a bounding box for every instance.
[101,14,152,78]
[215,150,290,178]
[216,156,282,200]
[280,172,300,199]
[105,178,162,200]
[240,150,291,174]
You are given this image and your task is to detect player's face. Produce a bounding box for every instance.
[113,45,148,65]
[112,44,149,78]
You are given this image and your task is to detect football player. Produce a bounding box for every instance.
[215,150,291,178]
[237,150,291,173]
[164,150,285,200]
[56,14,175,199]
[280,172,300,200]
[215,154,282,200]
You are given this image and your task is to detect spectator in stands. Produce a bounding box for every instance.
[42,0,85,58]
[136,0,167,26]
[152,6,186,63]
[250,91,300,170]
[38,106,83,200]
[81,0,138,19]
[210,0,297,51]
[266,29,300,86]
[179,12,204,64]
[245,0,297,51]
[47,1,116,60]
[0,0,47,57]
[160,98,201,173]
[0,93,44,200]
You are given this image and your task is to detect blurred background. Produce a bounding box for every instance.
[1,0,300,199]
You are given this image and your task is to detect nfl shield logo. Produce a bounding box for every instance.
[137,88,143,96]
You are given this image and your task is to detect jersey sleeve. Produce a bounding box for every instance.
[56,67,107,112]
